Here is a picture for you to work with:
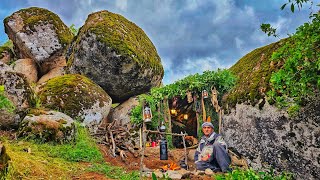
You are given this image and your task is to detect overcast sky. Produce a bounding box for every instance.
[0,0,318,84]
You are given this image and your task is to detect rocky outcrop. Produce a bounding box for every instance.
[37,74,112,132]
[0,46,13,64]
[4,7,73,74]
[68,10,163,103]
[0,62,35,112]
[223,98,320,179]
[18,110,75,143]
[11,58,38,83]
[107,96,139,127]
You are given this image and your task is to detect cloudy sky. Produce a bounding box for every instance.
[0,0,318,84]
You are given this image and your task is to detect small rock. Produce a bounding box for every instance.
[166,170,182,179]
[205,168,214,176]
[177,168,191,178]
[153,169,163,178]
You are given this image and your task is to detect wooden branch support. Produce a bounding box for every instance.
[181,132,188,169]
[144,130,187,136]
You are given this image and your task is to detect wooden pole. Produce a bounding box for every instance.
[181,132,188,169]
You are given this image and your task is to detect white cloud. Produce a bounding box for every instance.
[115,0,128,12]
[235,37,244,50]
[212,0,233,24]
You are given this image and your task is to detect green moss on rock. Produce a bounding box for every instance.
[4,7,73,46]
[37,74,111,118]
[71,10,163,75]
[224,39,289,107]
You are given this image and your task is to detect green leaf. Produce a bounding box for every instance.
[280,3,287,10]
[291,3,295,12]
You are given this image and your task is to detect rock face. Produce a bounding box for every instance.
[37,66,66,84]
[4,7,73,73]
[0,142,10,178]
[0,109,20,129]
[223,98,320,179]
[108,96,139,127]
[18,110,75,143]
[37,74,112,132]
[68,10,163,103]
[0,62,35,112]
[11,58,38,83]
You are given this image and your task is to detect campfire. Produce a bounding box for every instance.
[161,162,181,171]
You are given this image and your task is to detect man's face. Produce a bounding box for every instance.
[202,126,213,136]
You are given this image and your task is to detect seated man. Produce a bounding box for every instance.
[194,122,231,172]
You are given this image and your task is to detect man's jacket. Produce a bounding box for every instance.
[194,132,227,163]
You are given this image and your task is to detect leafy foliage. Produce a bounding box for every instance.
[0,85,15,112]
[267,14,320,111]
[261,23,278,37]
[215,168,293,180]
[130,69,236,128]
[69,24,78,36]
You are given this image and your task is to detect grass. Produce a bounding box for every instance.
[214,168,293,180]
[1,123,138,179]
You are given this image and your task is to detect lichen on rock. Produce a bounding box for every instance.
[68,10,163,103]
[4,7,74,63]
[36,74,112,132]
[18,110,76,143]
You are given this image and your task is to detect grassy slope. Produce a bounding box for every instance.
[1,125,139,180]
[224,38,288,108]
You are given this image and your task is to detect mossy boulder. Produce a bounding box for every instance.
[0,61,36,112]
[68,10,164,103]
[4,7,73,70]
[224,39,288,108]
[18,110,75,143]
[36,74,112,132]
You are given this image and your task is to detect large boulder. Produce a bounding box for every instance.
[68,10,163,103]
[0,109,20,129]
[18,110,75,143]
[0,62,36,112]
[36,74,112,132]
[37,66,66,84]
[223,98,320,179]
[4,7,73,74]
[107,96,139,127]
[11,58,38,83]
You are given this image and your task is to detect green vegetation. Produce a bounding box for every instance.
[215,168,293,180]
[88,163,139,180]
[130,69,236,128]
[267,14,320,112]
[0,85,15,113]
[71,10,164,75]
[226,40,286,107]
[4,7,73,46]
[37,74,110,118]
[2,124,137,179]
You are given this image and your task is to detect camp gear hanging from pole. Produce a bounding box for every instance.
[193,95,201,137]
[186,90,193,103]
[201,91,207,122]
[143,105,152,123]
[210,86,222,133]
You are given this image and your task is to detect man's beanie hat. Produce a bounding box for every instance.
[202,122,214,129]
